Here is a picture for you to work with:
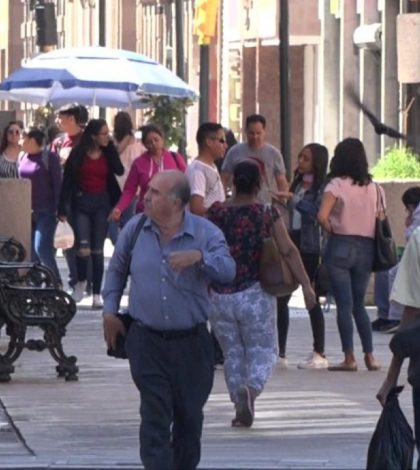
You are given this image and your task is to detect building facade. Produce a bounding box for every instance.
[0,0,418,164]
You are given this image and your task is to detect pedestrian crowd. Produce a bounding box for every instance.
[1,107,419,470]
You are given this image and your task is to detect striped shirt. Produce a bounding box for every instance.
[0,152,22,178]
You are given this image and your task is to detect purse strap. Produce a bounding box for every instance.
[375,183,386,217]
[124,214,147,285]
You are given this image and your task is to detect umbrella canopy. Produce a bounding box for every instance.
[0,46,197,108]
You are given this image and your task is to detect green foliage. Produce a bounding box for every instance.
[33,104,55,128]
[142,96,195,148]
[371,146,420,180]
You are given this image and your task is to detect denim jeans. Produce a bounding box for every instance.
[374,270,390,319]
[325,234,374,353]
[73,191,110,295]
[108,198,137,245]
[31,210,60,283]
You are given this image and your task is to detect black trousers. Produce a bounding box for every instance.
[277,230,325,357]
[413,387,420,469]
[126,322,214,470]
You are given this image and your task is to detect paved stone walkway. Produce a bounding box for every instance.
[0,251,417,469]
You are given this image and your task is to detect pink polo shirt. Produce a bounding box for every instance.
[115,149,186,213]
[324,177,384,238]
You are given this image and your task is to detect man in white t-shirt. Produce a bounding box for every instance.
[186,122,227,216]
[221,114,288,204]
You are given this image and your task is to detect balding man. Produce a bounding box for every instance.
[102,170,236,470]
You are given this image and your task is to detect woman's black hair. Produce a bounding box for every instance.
[402,186,420,209]
[68,118,111,169]
[329,137,372,186]
[290,143,329,192]
[140,123,164,145]
[0,121,22,153]
[26,128,45,147]
[113,111,134,143]
[233,160,261,195]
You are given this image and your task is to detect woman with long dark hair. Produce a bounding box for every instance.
[208,161,316,428]
[0,121,24,178]
[277,143,329,369]
[58,118,124,308]
[318,137,381,371]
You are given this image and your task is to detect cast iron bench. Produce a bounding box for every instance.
[0,239,78,382]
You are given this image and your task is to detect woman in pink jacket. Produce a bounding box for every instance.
[110,124,186,222]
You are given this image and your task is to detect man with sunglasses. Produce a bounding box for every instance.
[186,122,227,216]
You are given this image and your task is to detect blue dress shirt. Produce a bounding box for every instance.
[102,212,236,330]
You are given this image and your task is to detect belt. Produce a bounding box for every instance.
[137,322,207,340]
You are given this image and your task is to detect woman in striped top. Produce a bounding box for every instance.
[0,121,24,178]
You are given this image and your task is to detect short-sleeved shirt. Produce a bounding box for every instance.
[324,177,381,238]
[391,226,420,308]
[207,202,280,294]
[185,159,225,209]
[222,142,286,204]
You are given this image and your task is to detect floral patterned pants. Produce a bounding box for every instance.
[210,282,278,403]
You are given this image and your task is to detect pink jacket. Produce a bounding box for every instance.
[115,149,186,213]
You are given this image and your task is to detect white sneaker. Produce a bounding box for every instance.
[71,281,87,303]
[92,294,103,309]
[297,352,329,369]
[278,356,288,369]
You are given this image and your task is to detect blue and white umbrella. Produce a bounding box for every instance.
[0,46,197,108]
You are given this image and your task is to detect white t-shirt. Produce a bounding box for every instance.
[186,159,225,209]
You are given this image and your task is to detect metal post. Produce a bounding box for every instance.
[98,0,106,119]
[199,45,210,124]
[175,0,186,155]
[279,0,291,178]
[175,0,185,80]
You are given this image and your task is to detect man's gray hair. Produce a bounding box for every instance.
[167,171,191,207]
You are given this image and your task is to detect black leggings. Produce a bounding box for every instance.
[277,232,325,357]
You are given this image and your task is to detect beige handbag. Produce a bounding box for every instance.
[259,232,299,297]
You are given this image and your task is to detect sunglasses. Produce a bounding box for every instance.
[7,129,21,135]
[209,136,227,144]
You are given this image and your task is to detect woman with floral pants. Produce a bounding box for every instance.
[208,161,315,428]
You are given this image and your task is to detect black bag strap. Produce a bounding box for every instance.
[124,214,147,284]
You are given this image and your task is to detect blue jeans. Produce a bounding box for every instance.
[107,198,137,245]
[73,191,110,295]
[325,234,374,354]
[374,271,390,319]
[31,210,60,283]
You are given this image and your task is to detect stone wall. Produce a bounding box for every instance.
[0,179,31,260]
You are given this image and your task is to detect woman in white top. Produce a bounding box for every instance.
[318,138,381,372]
[0,121,24,178]
[108,112,145,244]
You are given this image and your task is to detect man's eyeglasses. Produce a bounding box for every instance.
[209,137,226,144]
[7,129,21,135]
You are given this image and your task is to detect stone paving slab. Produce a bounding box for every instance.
[0,251,417,469]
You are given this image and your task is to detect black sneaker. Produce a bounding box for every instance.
[371,318,390,331]
[380,320,400,334]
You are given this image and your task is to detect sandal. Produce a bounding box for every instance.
[236,385,254,427]
[328,361,358,372]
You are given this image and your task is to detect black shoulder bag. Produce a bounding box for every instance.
[107,214,147,359]
[372,184,398,272]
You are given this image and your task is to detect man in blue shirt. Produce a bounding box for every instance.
[103,170,236,470]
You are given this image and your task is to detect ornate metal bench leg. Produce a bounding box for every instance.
[44,328,79,381]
